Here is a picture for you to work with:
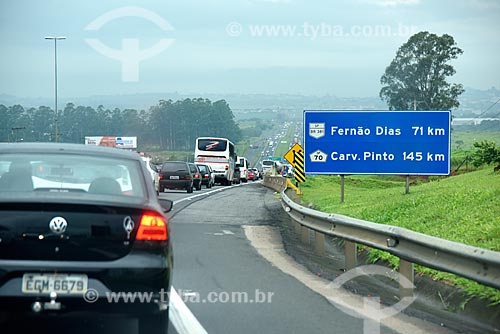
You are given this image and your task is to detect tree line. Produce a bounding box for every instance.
[0,98,242,151]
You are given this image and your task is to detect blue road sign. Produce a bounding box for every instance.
[303,110,451,175]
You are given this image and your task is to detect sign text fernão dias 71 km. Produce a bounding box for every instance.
[303,110,451,175]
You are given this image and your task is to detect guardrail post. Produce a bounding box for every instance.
[314,231,325,256]
[301,225,309,244]
[399,259,414,298]
[345,241,357,269]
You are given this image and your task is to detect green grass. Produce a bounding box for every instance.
[451,130,500,150]
[298,169,500,304]
[274,126,296,158]
[235,140,250,157]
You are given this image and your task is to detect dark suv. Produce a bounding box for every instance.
[0,143,173,334]
[159,161,194,193]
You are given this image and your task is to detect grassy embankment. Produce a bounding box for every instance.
[297,168,500,304]
[274,125,296,158]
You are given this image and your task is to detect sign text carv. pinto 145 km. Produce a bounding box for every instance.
[303,110,451,175]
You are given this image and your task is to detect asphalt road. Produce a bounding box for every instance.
[6,182,409,334]
[165,181,367,334]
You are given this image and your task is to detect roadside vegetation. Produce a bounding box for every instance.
[297,168,500,304]
[274,125,296,158]
[0,98,242,151]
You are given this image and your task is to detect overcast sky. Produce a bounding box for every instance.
[0,0,499,99]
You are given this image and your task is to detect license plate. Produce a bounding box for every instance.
[169,176,179,180]
[22,273,88,294]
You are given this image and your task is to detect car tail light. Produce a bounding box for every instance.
[159,174,164,180]
[194,174,200,179]
[136,212,168,241]
[203,174,208,179]
[225,165,229,170]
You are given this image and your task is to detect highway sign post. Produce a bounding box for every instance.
[304,110,451,200]
[284,143,305,183]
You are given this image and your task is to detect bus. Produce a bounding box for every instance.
[194,137,237,186]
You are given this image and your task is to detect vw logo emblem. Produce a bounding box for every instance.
[123,216,134,233]
[49,217,68,235]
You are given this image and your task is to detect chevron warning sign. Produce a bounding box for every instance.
[284,143,305,182]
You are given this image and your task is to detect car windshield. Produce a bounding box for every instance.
[0,153,145,203]
[162,162,187,171]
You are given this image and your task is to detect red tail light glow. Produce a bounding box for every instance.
[225,165,229,170]
[136,213,168,241]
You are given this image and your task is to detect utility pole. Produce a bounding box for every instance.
[45,36,66,142]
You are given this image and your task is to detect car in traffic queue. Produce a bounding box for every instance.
[237,156,249,183]
[188,162,202,190]
[247,168,256,181]
[141,155,160,194]
[233,163,241,184]
[281,163,294,178]
[188,163,203,191]
[0,143,173,334]
[159,161,194,193]
[195,163,215,188]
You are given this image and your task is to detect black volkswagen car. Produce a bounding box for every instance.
[0,143,173,333]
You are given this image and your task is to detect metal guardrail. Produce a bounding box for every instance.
[263,176,500,293]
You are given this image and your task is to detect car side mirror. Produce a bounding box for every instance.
[158,198,173,213]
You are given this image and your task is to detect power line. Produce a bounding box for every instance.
[461,109,500,133]
[477,97,500,117]
[455,97,500,132]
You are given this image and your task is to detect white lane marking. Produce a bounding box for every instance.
[173,182,255,205]
[170,287,208,334]
[222,230,234,235]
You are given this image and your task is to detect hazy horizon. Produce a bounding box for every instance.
[1,0,499,99]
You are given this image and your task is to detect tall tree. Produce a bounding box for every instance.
[31,106,54,141]
[380,31,464,111]
[0,104,12,142]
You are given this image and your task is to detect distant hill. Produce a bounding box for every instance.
[455,87,500,117]
[0,92,386,114]
[0,87,497,118]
